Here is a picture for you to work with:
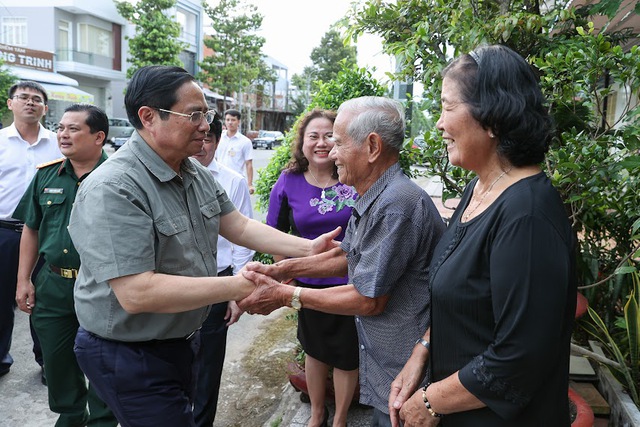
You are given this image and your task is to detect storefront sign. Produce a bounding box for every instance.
[0,44,54,72]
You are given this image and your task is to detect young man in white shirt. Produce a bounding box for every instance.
[191,112,254,427]
[0,81,61,381]
[215,109,255,194]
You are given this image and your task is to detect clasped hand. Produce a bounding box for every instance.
[238,262,290,315]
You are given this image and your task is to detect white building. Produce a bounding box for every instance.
[1,0,205,123]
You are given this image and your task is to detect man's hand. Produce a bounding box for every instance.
[389,353,428,426]
[309,226,342,256]
[225,300,243,326]
[238,270,289,315]
[244,260,289,282]
[16,278,36,314]
[399,390,439,427]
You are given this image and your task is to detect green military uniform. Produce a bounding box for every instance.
[13,151,116,427]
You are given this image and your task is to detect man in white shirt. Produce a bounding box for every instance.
[191,112,255,427]
[215,109,255,194]
[0,81,61,380]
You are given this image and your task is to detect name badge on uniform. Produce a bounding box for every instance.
[43,188,64,194]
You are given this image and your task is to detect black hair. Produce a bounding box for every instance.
[64,103,109,142]
[442,44,552,166]
[208,112,223,142]
[124,65,195,129]
[9,81,49,105]
[224,109,241,120]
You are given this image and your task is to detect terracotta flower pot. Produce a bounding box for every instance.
[287,361,360,404]
[569,387,595,427]
[575,292,588,319]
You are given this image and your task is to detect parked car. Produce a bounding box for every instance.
[253,130,284,150]
[112,127,134,151]
[108,118,134,145]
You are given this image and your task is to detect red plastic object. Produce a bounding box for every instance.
[575,293,588,319]
[569,387,595,427]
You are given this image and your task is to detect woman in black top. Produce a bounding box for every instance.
[389,45,576,426]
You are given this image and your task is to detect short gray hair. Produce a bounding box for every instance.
[337,96,405,151]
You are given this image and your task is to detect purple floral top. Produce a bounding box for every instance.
[267,171,357,286]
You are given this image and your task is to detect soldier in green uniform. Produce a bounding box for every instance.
[13,104,117,427]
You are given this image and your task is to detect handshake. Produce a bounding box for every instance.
[235,260,297,316]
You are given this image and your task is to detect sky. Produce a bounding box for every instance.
[205,0,393,80]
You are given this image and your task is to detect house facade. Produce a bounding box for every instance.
[1,0,205,124]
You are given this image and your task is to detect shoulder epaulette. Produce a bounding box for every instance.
[36,157,65,169]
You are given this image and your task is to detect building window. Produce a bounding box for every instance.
[176,8,197,46]
[58,20,71,61]
[78,23,112,57]
[179,50,196,75]
[1,17,27,46]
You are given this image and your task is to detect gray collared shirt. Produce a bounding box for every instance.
[340,163,446,413]
[69,131,235,341]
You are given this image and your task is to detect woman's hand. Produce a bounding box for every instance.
[238,270,288,315]
[399,390,440,427]
[309,226,342,256]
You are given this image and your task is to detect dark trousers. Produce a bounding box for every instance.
[75,328,201,427]
[33,267,116,427]
[371,408,393,427]
[193,266,233,427]
[0,227,43,372]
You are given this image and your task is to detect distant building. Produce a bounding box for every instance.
[253,56,291,132]
[1,0,205,123]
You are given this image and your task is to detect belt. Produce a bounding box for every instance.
[0,220,24,232]
[49,265,79,279]
[217,265,233,277]
[87,329,199,345]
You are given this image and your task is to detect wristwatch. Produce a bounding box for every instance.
[291,286,303,310]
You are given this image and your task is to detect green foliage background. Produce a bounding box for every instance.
[114,0,187,79]
[198,0,276,111]
[0,59,17,125]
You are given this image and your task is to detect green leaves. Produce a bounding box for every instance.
[198,0,275,109]
[0,58,16,122]
[114,0,187,79]
[579,267,640,407]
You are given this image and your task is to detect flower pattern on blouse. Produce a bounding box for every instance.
[309,183,357,215]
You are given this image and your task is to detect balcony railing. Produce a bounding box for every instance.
[56,49,114,69]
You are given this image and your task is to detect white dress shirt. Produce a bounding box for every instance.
[0,123,61,220]
[206,159,255,273]
[215,131,253,177]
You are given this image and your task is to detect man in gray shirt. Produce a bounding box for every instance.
[68,65,339,427]
[240,96,446,427]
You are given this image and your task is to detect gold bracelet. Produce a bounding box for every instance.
[422,385,444,418]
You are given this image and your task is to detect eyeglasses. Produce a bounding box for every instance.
[156,108,217,125]
[12,94,45,105]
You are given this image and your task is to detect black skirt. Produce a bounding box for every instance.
[296,282,359,371]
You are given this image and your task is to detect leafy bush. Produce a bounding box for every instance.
[578,262,640,408]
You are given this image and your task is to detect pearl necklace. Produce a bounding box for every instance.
[307,169,333,199]
[462,168,511,222]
